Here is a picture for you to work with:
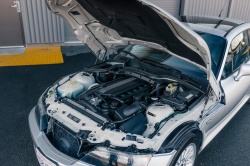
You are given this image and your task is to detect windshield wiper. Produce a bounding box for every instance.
[142,59,179,72]
[141,59,202,89]
[121,51,147,71]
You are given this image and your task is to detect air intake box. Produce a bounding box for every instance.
[114,101,146,121]
[119,113,147,135]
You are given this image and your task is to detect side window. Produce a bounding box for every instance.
[222,30,249,78]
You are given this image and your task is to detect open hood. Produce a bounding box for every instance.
[46,0,221,99]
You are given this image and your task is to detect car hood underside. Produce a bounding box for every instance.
[46,0,221,99]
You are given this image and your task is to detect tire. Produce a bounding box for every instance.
[169,134,199,166]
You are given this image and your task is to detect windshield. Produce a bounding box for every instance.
[126,34,226,78]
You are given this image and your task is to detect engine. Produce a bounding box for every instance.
[45,65,201,159]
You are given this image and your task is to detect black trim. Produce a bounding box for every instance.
[215,38,228,79]
[188,93,206,110]
[119,67,204,94]
[158,121,201,153]
[40,114,48,131]
[224,23,246,37]
[214,20,224,28]
[35,105,40,127]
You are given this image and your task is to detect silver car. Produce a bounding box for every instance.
[29,0,250,166]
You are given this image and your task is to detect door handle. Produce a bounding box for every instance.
[11,1,21,12]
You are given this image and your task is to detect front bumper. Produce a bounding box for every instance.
[29,106,176,166]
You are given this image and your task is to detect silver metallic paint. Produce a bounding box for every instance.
[234,63,250,81]
[29,2,250,165]
[199,94,250,151]
[221,60,250,116]
[198,23,250,151]
[199,103,225,134]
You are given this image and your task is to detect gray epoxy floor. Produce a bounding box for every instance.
[61,45,91,56]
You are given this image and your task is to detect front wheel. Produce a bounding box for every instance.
[170,134,199,166]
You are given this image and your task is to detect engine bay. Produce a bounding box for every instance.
[43,59,202,159]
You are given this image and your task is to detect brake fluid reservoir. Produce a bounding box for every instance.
[71,72,95,89]
[166,83,177,95]
[146,102,174,126]
[57,81,84,98]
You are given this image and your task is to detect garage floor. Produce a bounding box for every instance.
[0,48,250,166]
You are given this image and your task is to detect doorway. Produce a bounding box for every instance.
[0,0,25,48]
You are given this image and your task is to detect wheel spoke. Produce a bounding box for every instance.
[183,146,190,159]
[175,143,196,166]
[186,159,194,164]
[186,148,194,159]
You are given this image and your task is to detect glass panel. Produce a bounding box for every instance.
[232,31,249,71]
[128,33,226,77]
[199,34,226,75]
[129,45,206,78]
[222,30,249,78]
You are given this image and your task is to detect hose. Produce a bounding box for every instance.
[155,112,179,130]
[149,84,166,95]
[149,112,179,138]
[114,111,143,124]
[96,75,102,84]
[94,92,107,103]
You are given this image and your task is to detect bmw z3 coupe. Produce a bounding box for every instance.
[29,0,250,165]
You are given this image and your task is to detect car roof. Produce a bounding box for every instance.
[180,15,246,37]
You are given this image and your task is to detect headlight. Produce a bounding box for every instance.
[81,147,152,166]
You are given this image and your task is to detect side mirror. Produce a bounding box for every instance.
[235,64,250,81]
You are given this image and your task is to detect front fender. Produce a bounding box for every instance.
[158,121,202,153]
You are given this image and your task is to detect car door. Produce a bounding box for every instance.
[221,29,250,115]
